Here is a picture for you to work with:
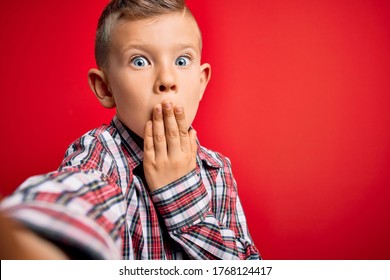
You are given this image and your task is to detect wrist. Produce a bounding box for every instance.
[146,167,196,192]
[150,171,210,231]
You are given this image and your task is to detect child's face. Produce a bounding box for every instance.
[103,11,210,137]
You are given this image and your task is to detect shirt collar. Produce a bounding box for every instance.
[197,140,223,169]
[111,115,144,170]
[111,115,221,171]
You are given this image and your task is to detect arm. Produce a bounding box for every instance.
[0,211,68,259]
[150,169,260,259]
[0,134,127,259]
[143,101,260,259]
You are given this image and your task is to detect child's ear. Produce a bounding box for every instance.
[88,68,116,109]
[199,63,211,101]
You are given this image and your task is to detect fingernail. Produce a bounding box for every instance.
[163,102,171,110]
[175,106,183,113]
[155,105,162,114]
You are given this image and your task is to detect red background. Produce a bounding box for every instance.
[1,0,389,259]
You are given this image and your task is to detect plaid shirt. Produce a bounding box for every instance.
[1,116,260,259]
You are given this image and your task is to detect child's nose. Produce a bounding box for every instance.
[158,84,176,93]
[154,67,177,94]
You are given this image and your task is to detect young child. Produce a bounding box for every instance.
[0,0,260,260]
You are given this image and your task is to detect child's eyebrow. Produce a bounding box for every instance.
[120,42,199,54]
[175,43,199,52]
[120,42,151,52]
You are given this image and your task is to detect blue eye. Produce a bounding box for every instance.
[175,56,191,67]
[131,56,150,68]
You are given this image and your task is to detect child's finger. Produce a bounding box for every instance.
[162,101,181,155]
[174,105,191,153]
[152,104,168,160]
[143,120,155,162]
[189,128,197,160]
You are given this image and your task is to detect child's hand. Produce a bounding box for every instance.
[0,212,68,259]
[143,100,197,191]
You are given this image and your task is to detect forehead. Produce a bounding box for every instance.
[110,11,202,54]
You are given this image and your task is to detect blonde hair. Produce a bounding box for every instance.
[95,0,196,69]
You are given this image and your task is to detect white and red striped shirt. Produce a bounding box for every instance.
[1,116,260,259]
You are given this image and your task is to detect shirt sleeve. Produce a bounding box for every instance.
[150,158,260,260]
[0,135,127,259]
